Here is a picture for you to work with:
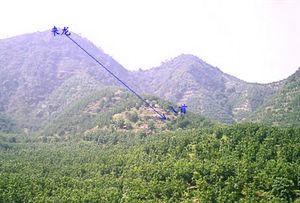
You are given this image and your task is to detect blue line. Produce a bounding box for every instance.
[66,35,166,120]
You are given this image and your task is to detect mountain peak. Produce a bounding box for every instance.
[174,54,203,62]
[156,53,216,73]
[0,30,130,126]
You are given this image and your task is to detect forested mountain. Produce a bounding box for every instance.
[250,68,300,126]
[0,31,130,132]
[132,54,284,123]
[0,30,299,133]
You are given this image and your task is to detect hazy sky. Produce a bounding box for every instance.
[0,0,299,83]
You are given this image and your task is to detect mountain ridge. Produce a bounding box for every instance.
[0,31,299,132]
[249,67,300,126]
[132,53,286,123]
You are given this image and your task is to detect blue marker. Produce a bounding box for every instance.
[169,106,178,114]
[61,27,71,36]
[51,26,60,36]
[179,104,188,114]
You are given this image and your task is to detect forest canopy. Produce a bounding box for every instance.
[1,124,299,202]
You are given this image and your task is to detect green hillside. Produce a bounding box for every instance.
[36,86,213,142]
[0,31,130,131]
[250,68,300,126]
[133,54,282,123]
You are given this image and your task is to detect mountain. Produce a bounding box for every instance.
[249,68,300,126]
[0,31,131,131]
[132,54,284,123]
[0,31,212,137]
[0,31,299,133]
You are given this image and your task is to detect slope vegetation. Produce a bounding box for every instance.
[0,31,130,130]
[250,68,300,126]
[132,54,282,123]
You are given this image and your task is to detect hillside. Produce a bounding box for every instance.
[250,68,300,126]
[132,54,283,123]
[36,86,212,142]
[0,31,130,131]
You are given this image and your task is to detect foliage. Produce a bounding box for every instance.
[35,87,213,140]
[1,124,299,202]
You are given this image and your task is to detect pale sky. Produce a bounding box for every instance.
[0,0,299,83]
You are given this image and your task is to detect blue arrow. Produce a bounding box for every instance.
[64,34,166,120]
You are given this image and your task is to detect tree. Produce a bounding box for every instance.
[127,112,139,123]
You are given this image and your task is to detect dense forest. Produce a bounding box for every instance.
[1,124,299,202]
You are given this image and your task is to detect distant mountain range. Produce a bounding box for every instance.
[131,54,287,123]
[0,31,299,135]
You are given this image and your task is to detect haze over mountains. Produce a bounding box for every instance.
[0,30,299,135]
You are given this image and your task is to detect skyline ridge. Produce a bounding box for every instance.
[1,29,299,85]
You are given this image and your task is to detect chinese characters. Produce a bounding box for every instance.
[168,104,188,114]
[51,26,71,36]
